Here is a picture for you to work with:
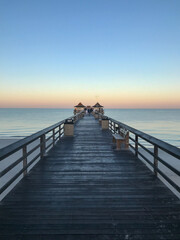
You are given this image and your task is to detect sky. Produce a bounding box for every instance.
[0,0,180,108]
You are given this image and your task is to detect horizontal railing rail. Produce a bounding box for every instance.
[96,112,180,194]
[0,111,84,198]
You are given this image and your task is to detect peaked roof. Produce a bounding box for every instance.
[74,102,85,107]
[92,102,103,108]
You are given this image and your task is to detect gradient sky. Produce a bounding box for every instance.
[0,0,180,108]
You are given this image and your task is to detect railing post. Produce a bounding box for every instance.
[154,145,158,177]
[135,135,138,157]
[115,125,119,133]
[40,134,46,158]
[23,145,27,176]
[113,122,115,133]
[109,120,112,132]
[53,129,55,146]
[59,125,61,140]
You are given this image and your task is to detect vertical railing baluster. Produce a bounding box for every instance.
[63,124,64,135]
[59,125,61,140]
[135,135,138,157]
[53,129,55,146]
[113,122,115,133]
[40,134,46,158]
[117,124,120,134]
[154,145,158,177]
[23,145,27,176]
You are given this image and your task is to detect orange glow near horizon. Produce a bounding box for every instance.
[0,88,180,109]
[1,0,180,110]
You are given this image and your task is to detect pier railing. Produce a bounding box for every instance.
[0,111,84,198]
[98,113,180,195]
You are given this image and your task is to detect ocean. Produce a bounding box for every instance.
[0,108,180,147]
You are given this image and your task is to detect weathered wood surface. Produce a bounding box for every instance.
[0,115,180,239]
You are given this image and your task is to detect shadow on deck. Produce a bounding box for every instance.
[0,115,180,239]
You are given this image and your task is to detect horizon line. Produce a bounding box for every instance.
[0,107,179,110]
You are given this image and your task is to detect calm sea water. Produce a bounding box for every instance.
[0,108,180,147]
[0,108,73,138]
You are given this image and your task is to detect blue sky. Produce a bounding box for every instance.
[0,0,180,108]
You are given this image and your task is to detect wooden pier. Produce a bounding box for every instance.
[0,114,180,239]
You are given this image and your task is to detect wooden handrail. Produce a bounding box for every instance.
[0,111,83,161]
[108,117,180,159]
[0,111,84,198]
[95,112,180,194]
[0,120,65,161]
[97,112,180,160]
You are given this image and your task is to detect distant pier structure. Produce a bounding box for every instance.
[92,102,104,114]
[73,102,85,114]
[74,102,104,115]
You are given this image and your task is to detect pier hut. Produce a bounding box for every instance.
[92,102,104,114]
[73,102,85,114]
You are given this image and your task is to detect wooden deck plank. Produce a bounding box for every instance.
[0,115,180,239]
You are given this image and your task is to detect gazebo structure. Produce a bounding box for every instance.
[74,102,85,114]
[92,102,104,114]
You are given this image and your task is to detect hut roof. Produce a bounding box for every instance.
[92,102,103,108]
[74,102,85,108]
